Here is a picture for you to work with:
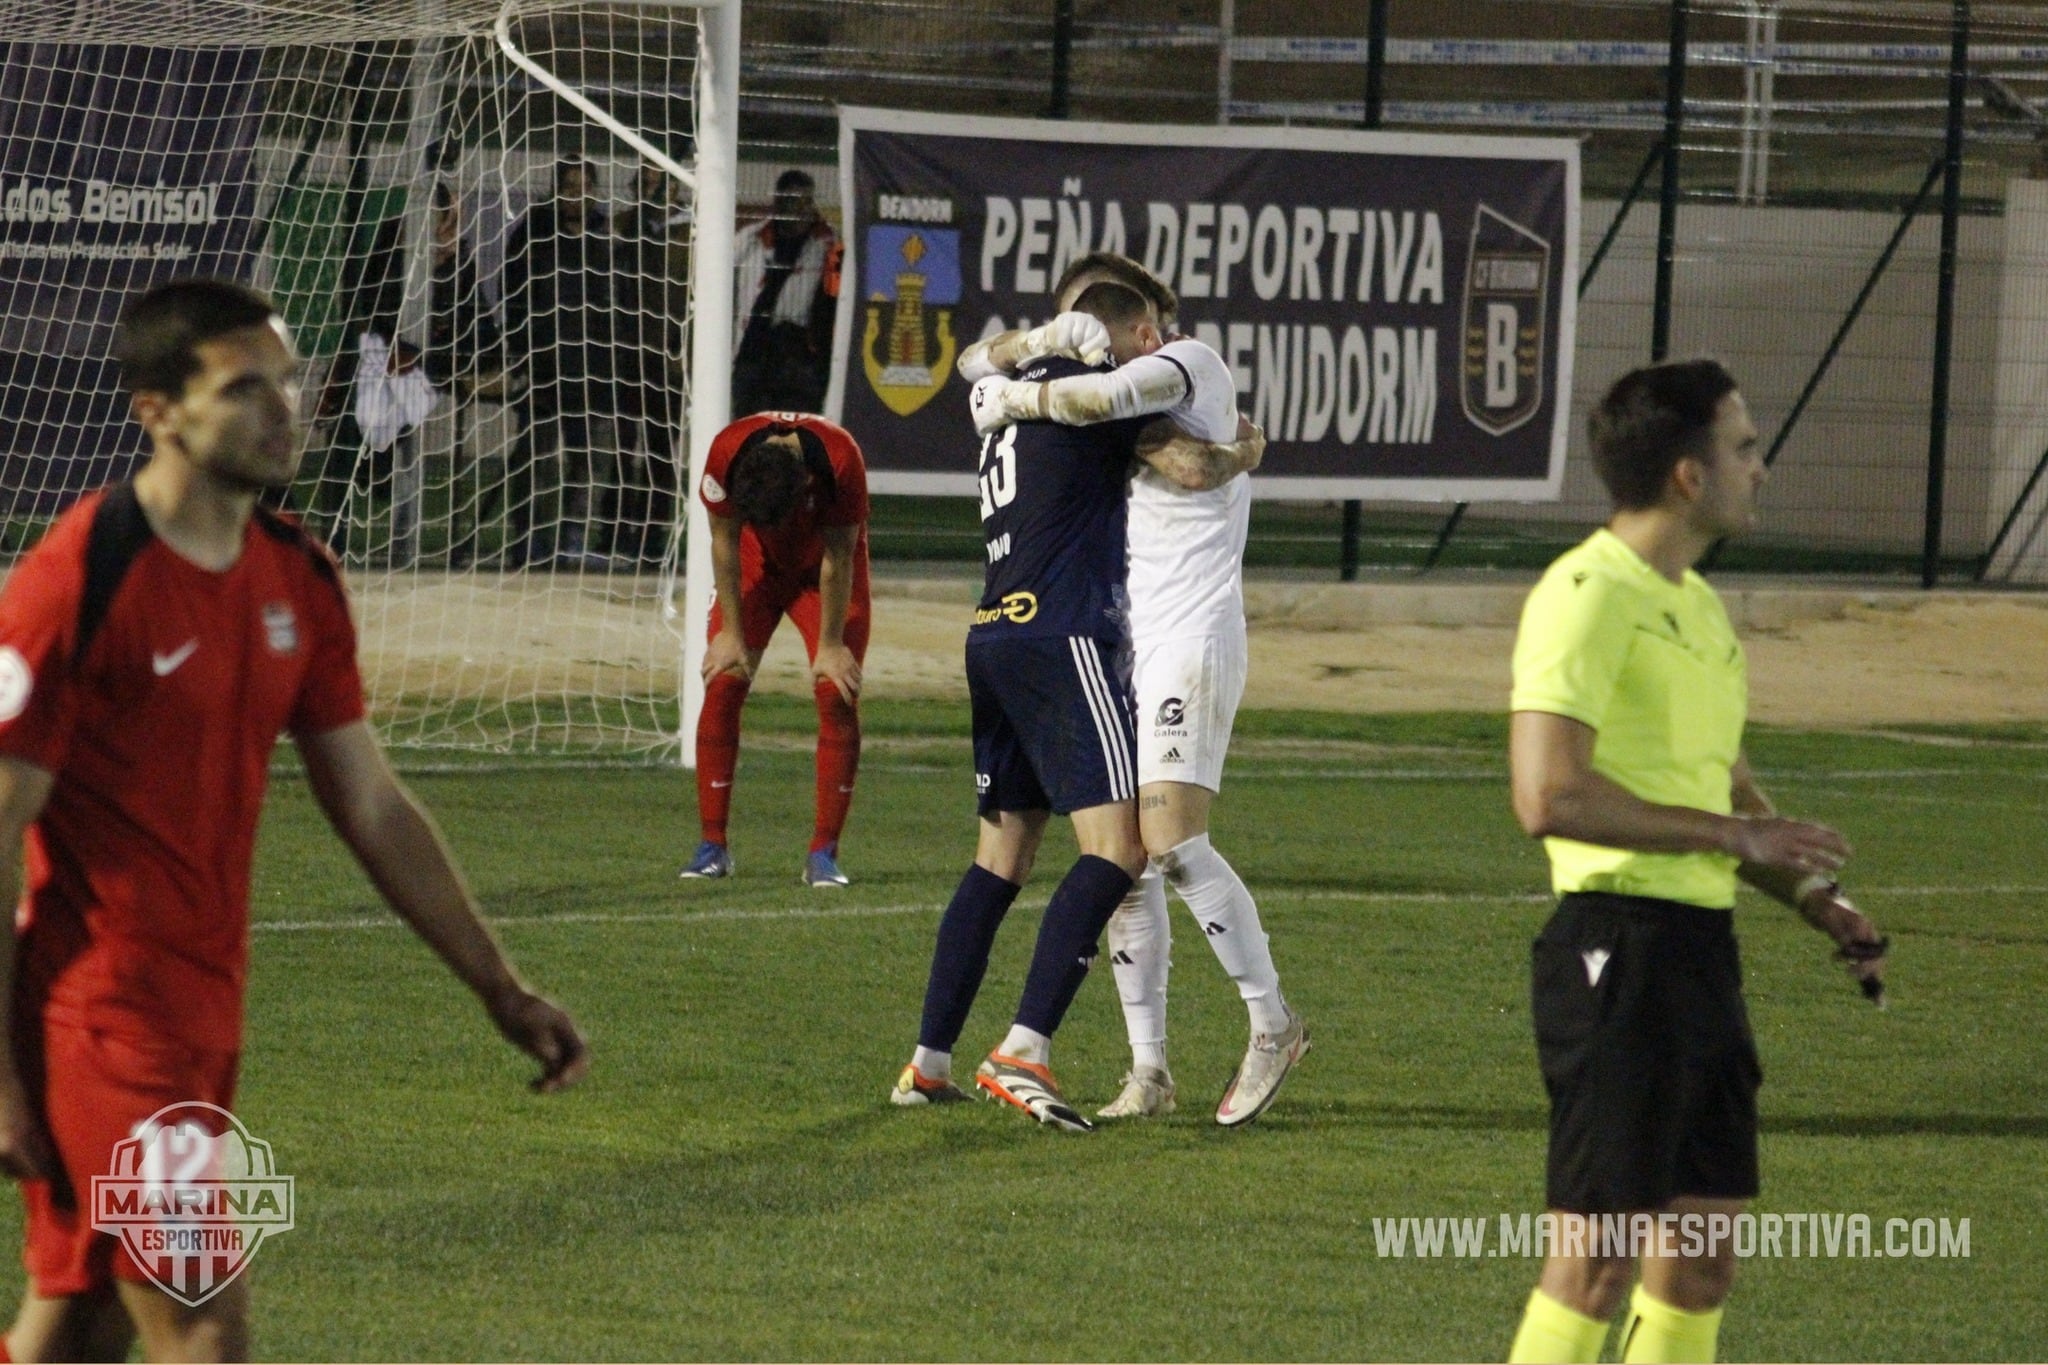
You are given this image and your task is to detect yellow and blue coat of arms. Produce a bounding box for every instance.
[862,224,960,416]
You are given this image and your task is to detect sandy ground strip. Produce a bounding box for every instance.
[346,570,2048,728]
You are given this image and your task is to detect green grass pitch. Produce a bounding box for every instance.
[13,701,2043,1360]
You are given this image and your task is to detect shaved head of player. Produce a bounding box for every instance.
[1505,359,1888,1364]
[0,276,587,1364]
[1054,250,1179,332]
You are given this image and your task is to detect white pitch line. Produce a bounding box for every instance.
[859,764,1993,783]
[272,756,2029,781]
[1230,769,1500,781]
[253,883,2048,935]
[255,900,953,934]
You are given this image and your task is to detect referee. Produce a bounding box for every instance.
[1505,360,1888,1364]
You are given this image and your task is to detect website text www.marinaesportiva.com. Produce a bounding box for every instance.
[1372,1213,1970,1259]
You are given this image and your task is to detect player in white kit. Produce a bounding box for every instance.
[963,254,1307,1126]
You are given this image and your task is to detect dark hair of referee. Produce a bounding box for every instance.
[1587,358,1739,510]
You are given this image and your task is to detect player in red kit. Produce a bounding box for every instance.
[681,414,869,887]
[0,278,587,1363]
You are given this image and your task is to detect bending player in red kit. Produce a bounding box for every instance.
[681,413,869,887]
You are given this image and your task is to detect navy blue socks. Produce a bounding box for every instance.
[918,864,1022,1051]
[1015,854,1135,1036]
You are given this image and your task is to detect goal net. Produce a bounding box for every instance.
[0,0,736,757]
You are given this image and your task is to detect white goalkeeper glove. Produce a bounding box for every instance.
[970,374,1047,435]
[1018,311,1111,366]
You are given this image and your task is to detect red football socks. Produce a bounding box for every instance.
[811,678,860,852]
[695,672,750,844]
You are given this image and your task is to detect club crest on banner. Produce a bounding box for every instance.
[1461,204,1551,437]
[92,1101,295,1307]
[862,223,960,416]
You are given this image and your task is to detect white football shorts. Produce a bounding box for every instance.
[1133,631,1247,791]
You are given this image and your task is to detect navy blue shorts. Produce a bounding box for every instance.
[967,635,1136,816]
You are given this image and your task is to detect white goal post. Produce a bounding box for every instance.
[0,0,739,762]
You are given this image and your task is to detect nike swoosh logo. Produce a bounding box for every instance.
[152,640,199,676]
[710,780,732,788]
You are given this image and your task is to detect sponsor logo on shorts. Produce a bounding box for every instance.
[1161,746,1184,764]
[1155,697,1185,727]
[1580,948,1612,986]
[0,645,33,722]
[701,472,725,503]
[972,591,1038,626]
[92,1101,295,1307]
[975,772,991,793]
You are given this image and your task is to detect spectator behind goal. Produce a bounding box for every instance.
[731,168,841,417]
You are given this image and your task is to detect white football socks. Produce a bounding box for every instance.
[1107,866,1171,1072]
[1159,832,1289,1036]
[911,1046,951,1080]
[997,1024,1051,1065]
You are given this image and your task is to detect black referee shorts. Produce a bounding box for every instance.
[1531,891,1763,1214]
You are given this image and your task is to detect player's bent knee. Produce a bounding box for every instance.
[1537,1234,1637,1320]
[975,810,1047,883]
[1646,1249,1738,1311]
[117,1277,248,1364]
[1078,836,1147,879]
[976,848,1035,883]
[7,1286,134,1365]
[1137,782,1214,858]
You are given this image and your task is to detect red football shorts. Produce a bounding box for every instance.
[17,1021,240,1297]
[709,569,871,661]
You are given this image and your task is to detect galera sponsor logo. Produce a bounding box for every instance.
[92,1101,295,1307]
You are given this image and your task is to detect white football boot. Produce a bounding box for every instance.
[1214,1010,1309,1127]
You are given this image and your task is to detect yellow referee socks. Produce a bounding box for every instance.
[1620,1285,1724,1363]
[1507,1289,1608,1363]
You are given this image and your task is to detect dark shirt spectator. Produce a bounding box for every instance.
[425,182,501,392]
[496,159,615,567]
[502,161,614,414]
[611,165,692,564]
[731,167,841,417]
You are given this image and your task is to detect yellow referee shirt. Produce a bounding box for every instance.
[1510,528,1747,908]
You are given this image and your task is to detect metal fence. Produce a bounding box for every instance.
[738,0,2048,584]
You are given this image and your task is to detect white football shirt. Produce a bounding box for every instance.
[1124,338,1249,645]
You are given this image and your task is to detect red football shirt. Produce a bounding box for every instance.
[699,413,870,582]
[0,485,365,1053]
